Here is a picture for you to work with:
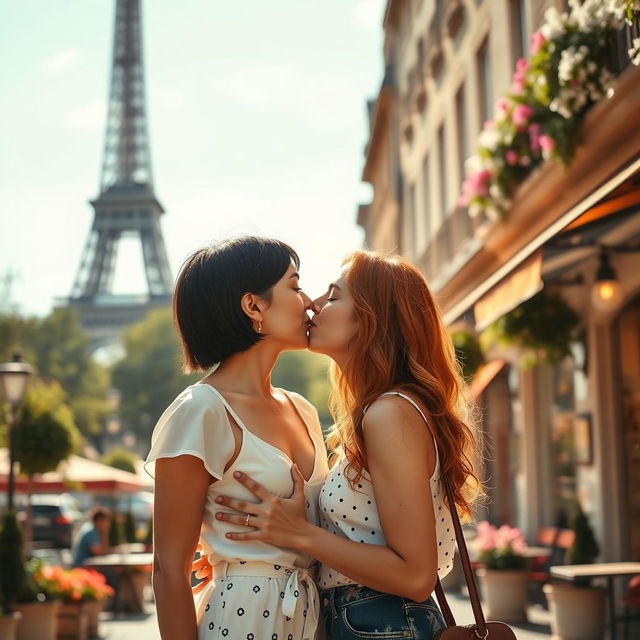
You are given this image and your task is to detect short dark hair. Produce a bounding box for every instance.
[173,236,300,372]
[90,506,111,523]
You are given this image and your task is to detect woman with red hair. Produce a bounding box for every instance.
[213,250,482,639]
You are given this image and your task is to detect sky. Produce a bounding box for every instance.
[0,0,386,317]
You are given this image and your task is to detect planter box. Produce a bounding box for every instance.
[0,612,22,640]
[477,568,528,623]
[83,601,102,639]
[544,582,606,640]
[13,601,60,640]
[56,603,88,640]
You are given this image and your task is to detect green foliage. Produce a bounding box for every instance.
[123,512,137,543]
[451,330,485,381]
[480,290,581,368]
[108,514,125,547]
[111,309,199,443]
[14,380,80,477]
[272,351,332,427]
[101,447,138,474]
[568,502,600,565]
[0,510,37,609]
[0,309,110,435]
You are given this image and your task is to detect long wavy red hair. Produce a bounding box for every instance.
[326,251,482,519]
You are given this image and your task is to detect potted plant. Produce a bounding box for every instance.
[480,290,581,369]
[544,502,606,640]
[0,605,22,640]
[473,521,530,622]
[32,565,114,640]
[69,569,113,639]
[30,565,87,640]
[451,329,485,381]
[0,511,60,640]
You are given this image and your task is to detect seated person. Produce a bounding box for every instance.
[72,506,114,567]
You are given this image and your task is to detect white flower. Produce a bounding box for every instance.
[469,202,484,218]
[629,38,640,66]
[541,8,568,39]
[464,155,484,174]
[478,128,502,152]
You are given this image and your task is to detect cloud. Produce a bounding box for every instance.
[354,0,383,30]
[43,50,80,74]
[66,100,107,130]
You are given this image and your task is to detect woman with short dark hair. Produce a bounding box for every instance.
[146,236,329,640]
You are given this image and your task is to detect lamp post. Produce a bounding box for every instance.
[0,352,33,511]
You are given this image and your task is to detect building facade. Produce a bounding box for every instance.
[359,0,640,562]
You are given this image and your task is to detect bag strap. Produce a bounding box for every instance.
[435,472,488,637]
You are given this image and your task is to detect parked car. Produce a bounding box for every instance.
[17,494,84,549]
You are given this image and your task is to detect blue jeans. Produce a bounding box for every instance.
[320,583,446,640]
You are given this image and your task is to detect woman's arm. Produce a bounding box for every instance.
[217,396,439,602]
[153,455,211,640]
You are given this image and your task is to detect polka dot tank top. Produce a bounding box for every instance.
[317,391,457,590]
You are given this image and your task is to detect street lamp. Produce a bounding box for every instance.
[591,248,624,313]
[0,352,33,511]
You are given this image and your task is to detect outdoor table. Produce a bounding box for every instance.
[550,561,640,640]
[84,552,153,615]
[114,542,147,554]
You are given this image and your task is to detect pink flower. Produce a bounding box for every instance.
[458,169,493,206]
[510,77,526,95]
[505,149,519,166]
[539,134,555,152]
[494,98,510,120]
[516,58,528,74]
[484,119,497,130]
[530,30,546,55]
[528,123,541,153]
[512,104,535,130]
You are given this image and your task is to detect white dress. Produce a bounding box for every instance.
[317,391,456,590]
[145,383,329,640]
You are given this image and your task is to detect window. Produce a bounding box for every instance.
[455,84,467,186]
[510,0,528,63]
[422,154,432,244]
[476,37,492,126]
[438,124,448,215]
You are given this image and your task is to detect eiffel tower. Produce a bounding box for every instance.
[66,0,172,348]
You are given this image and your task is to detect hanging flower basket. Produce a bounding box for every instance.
[459,0,640,221]
[480,290,581,368]
[451,330,485,381]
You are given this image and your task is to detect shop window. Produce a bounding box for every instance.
[547,344,588,528]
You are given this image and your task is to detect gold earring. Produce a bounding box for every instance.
[258,322,262,334]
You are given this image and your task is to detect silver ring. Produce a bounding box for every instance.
[245,513,251,526]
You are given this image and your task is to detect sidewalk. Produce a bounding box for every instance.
[100,590,554,640]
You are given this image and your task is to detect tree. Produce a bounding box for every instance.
[13,380,80,548]
[102,447,138,474]
[111,309,199,444]
[0,309,110,436]
[0,510,37,610]
[272,351,332,427]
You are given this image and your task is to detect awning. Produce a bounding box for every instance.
[443,154,640,326]
[474,252,543,331]
[0,451,152,494]
[469,359,507,401]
